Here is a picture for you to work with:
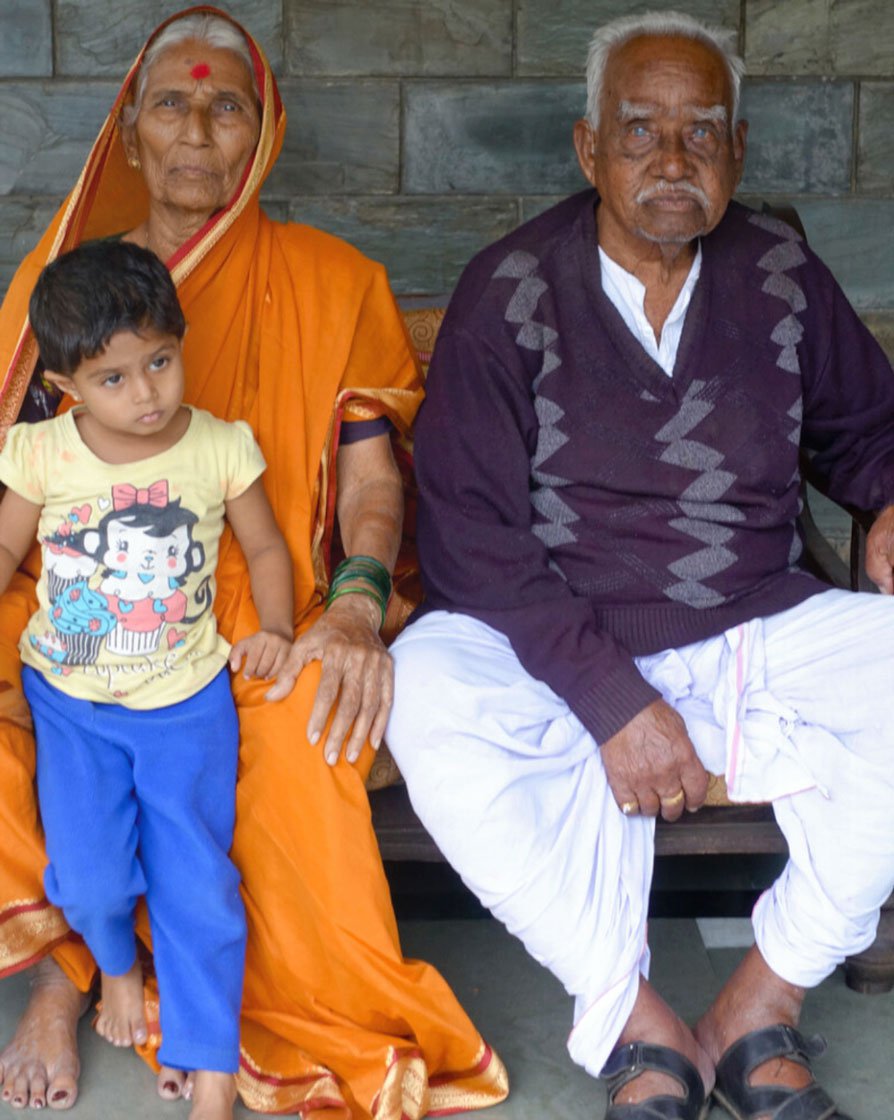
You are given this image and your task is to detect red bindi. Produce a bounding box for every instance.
[190,62,211,80]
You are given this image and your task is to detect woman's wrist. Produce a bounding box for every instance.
[324,586,385,631]
[325,554,392,629]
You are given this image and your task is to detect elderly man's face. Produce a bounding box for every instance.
[574,34,747,260]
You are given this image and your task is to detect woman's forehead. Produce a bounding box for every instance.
[143,39,255,94]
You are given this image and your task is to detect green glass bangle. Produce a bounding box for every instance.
[324,584,387,629]
[328,571,390,599]
[330,555,392,600]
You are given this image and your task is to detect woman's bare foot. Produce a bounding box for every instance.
[157,1066,194,1101]
[0,956,89,1111]
[695,945,810,1119]
[187,1071,235,1120]
[611,976,714,1106]
[95,960,147,1047]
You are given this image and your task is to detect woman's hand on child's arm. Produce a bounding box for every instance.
[229,630,293,687]
[0,488,42,597]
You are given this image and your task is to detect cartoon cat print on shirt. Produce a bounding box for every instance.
[33,480,212,670]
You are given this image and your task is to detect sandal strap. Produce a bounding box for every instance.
[600,1042,706,1120]
[715,1024,825,1089]
[714,1025,853,1120]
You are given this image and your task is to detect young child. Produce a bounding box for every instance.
[0,241,295,1120]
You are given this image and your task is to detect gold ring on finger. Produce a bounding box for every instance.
[660,789,685,807]
[620,800,639,815]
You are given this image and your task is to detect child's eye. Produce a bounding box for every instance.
[149,356,169,372]
[103,373,123,387]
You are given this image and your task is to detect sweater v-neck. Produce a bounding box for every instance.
[576,193,712,401]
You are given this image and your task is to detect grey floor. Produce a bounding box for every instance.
[1,916,892,1119]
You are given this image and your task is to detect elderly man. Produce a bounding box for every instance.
[387,10,894,1120]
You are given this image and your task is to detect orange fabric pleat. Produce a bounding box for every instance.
[0,6,508,1115]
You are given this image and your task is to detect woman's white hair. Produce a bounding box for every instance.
[585,10,744,129]
[121,13,257,127]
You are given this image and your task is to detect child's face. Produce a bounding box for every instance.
[56,329,185,440]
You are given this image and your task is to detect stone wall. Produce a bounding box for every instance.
[1,0,893,307]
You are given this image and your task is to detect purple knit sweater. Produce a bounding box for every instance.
[413,191,894,745]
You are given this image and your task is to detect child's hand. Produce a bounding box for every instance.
[229,631,293,692]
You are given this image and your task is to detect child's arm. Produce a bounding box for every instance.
[0,488,42,598]
[224,479,295,693]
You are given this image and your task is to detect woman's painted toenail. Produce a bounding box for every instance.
[50,1091,69,1102]
[164,1081,178,1093]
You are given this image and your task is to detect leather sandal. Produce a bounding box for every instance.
[712,1024,853,1119]
[600,1041,709,1119]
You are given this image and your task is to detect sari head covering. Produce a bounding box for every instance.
[0,7,508,1116]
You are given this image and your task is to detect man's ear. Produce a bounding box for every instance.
[573,118,599,188]
[43,371,81,401]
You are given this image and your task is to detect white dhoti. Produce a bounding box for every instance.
[386,589,894,1078]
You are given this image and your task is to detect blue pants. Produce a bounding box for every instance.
[23,666,246,1073]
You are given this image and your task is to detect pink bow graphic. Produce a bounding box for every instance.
[111,481,169,511]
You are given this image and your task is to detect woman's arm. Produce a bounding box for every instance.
[267,432,403,764]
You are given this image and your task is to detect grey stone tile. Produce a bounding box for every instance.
[0,196,64,280]
[286,195,519,294]
[517,0,741,76]
[284,0,511,77]
[54,1,283,76]
[404,81,587,194]
[745,0,834,75]
[830,0,894,77]
[746,0,894,77]
[0,0,52,78]
[738,80,854,195]
[0,82,117,196]
[267,80,400,194]
[797,198,894,309]
[858,83,894,195]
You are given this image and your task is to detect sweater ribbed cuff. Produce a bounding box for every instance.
[569,661,661,746]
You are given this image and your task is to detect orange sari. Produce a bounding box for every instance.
[0,8,508,1116]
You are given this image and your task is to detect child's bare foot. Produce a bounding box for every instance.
[95,960,147,1047]
[187,1071,235,1120]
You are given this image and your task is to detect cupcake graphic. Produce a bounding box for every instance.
[44,540,97,603]
[43,505,97,602]
[49,582,117,665]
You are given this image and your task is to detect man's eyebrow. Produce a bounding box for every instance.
[688,103,729,123]
[616,100,656,122]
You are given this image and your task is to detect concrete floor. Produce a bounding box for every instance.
[1,917,892,1118]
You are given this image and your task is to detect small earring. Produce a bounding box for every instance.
[128,155,141,171]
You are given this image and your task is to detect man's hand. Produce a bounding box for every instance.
[229,630,293,687]
[264,594,393,766]
[865,505,894,594]
[600,699,709,821]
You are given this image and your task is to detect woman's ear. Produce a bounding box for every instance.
[44,371,81,401]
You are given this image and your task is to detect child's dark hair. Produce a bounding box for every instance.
[28,241,186,375]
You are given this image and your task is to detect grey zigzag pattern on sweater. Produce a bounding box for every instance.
[659,379,744,608]
[494,249,580,550]
[750,211,808,565]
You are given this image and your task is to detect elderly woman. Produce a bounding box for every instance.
[0,8,507,1118]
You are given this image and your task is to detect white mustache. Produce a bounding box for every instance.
[636,181,710,208]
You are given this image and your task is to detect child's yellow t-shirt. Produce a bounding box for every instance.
[0,406,266,708]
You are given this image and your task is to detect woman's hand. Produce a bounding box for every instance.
[265,593,393,765]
